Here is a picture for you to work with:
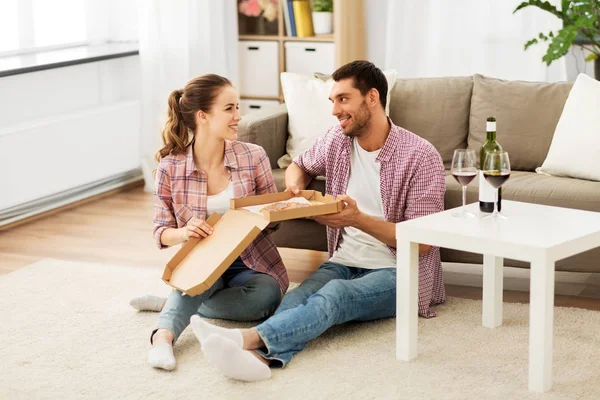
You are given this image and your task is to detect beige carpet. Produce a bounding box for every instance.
[2,260,600,400]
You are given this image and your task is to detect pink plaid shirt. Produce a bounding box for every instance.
[153,141,289,294]
[294,121,446,317]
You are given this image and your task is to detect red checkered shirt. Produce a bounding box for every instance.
[294,121,446,317]
[153,140,289,294]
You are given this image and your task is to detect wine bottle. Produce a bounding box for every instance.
[479,116,503,213]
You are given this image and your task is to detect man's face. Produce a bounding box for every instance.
[329,78,371,138]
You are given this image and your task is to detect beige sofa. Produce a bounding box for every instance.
[238,74,600,273]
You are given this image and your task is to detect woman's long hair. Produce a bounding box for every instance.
[155,74,232,161]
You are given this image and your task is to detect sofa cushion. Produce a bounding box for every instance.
[536,73,600,181]
[444,170,600,272]
[467,74,573,171]
[445,170,600,213]
[388,76,473,168]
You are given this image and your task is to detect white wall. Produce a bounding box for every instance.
[365,0,388,68]
[0,56,141,210]
[566,46,596,81]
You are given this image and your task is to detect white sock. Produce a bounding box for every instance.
[147,343,176,371]
[190,315,243,348]
[129,295,166,312]
[202,334,271,382]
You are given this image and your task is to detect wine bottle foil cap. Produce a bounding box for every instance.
[486,121,496,132]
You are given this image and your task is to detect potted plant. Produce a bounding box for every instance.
[513,0,600,80]
[312,0,333,35]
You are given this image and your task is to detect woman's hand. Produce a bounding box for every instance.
[180,217,213,241]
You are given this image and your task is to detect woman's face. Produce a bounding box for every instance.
[204,85,241,141]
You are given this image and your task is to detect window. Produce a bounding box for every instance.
[32,0,87,48]
[0,0,138,59]
[0,0,94,57]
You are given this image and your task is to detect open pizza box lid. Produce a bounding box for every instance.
[162,190,343,296]
[230,190,344,222]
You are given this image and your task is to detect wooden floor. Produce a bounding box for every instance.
[1,186,600,312]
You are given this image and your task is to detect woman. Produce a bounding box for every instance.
[137,74,288,371]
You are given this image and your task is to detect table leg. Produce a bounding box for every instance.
[528,255,555,392]
[482,254,503,328]
[396,240,419,361]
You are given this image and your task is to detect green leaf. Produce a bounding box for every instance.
[542,26,579,65]
[513,0,564,20]
[524,38,539,50]
[585,53,599,61]
[517,0,600,65]
[312,0,333,12]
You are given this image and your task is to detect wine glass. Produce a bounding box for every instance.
[482,151,511,220]
[451,149,477,218]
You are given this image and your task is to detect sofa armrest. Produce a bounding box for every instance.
[238,103,289,169]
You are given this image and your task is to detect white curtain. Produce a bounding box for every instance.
[384,0,567,82]
[137,0,239,191]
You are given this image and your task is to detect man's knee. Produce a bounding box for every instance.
[308,280,347,314]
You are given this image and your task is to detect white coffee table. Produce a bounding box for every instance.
[395,200,600,392]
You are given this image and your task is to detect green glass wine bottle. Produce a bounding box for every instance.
[479,116,503,213]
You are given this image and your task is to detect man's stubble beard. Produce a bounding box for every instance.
[341,101,371,138]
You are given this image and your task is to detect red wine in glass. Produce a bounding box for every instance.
[452,171,477,186]
[483,171,510,189]
[451,149,477,218]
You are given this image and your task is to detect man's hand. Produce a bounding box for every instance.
[285,184,302,196]
[312,195,362,229]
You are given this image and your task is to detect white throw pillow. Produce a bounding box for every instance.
[536,73,600,181]
[278,70,397,168]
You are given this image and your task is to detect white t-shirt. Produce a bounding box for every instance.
[206,181,234,215]
[328,139,396,269]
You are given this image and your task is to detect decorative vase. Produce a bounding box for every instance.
[312,11,333,35]
[256,16,266,35]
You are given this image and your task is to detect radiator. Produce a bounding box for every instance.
[0,100,142,225]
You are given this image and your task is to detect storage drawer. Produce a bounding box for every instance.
[238,40,280,97]
[240,99,280,116]
[284,42,335,77]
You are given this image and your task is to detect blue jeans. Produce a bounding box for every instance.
[155,257,281,343]
[255,261,396,367]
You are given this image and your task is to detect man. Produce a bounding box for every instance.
[191,60,446,382]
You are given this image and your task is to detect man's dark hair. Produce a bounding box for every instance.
[331,60,387,110]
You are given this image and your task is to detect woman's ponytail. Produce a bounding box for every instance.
[155,89,190,162]
[155,74,232,162]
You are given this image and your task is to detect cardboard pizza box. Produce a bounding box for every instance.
[161,210,268,296]
[230,190,344,222]
[162,190,343,296]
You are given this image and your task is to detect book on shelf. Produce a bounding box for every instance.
[292,0,314,37]
[281,0,293,36]
[285,0,297,37]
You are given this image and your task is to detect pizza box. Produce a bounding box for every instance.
[161,210,269,296]
[230,190,344,222]
[162,190,343,296]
